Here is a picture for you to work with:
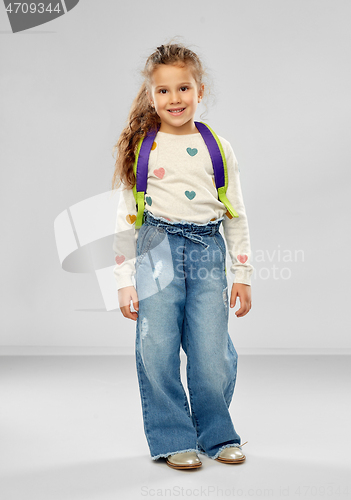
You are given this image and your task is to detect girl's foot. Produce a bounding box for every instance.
[166,451,202,470]
[215,441,248,464]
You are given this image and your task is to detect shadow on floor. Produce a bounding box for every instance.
[2,454,350,500]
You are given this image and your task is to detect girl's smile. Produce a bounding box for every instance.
[168,108,185,114]
[148,64,204,135]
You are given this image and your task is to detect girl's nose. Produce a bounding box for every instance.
[170,91,181,104]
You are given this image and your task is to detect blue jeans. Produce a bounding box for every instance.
[135,210,242,460]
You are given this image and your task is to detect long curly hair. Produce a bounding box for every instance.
[111,42,208,191]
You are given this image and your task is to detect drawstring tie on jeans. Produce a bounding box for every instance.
[163,226,210,249]
[143,210,223,250]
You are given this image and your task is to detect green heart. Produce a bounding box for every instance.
[146,196,152,206]
[185,190,196,200]
[186,148,198,156]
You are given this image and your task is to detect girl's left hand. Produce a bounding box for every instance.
[230,283,252,317]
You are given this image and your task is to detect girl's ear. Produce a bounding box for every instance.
[198,83,205,103]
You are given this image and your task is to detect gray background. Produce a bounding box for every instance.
[1,0,350,353]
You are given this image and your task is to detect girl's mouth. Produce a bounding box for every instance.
[168,108,185,115]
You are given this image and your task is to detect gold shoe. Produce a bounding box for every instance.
[166,451,202,470]
[215,441,248,464]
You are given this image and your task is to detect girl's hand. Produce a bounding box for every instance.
[230,283,252,318]
[118,286,139,321]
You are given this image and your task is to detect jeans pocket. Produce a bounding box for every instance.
[213,233,226,261]
[136,226,160,266]
[136,224,149,256]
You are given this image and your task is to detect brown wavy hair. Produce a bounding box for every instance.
[111,42,208,191]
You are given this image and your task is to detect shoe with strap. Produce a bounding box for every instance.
[215,441,248,464]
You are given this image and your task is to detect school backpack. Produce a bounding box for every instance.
[132,121,239,228]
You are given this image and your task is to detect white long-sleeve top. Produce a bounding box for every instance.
[113,130,253,289]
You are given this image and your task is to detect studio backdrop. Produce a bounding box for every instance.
[0,0,350,353]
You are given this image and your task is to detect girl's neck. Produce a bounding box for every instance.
[158,121,199,135]
[157,130,200,136]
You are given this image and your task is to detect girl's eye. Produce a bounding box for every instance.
[159,89,167,94]
[180,86,188,92]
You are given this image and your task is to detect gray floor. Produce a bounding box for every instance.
[0,355,350,500]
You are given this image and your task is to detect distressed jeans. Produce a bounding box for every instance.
[135,210,242,460]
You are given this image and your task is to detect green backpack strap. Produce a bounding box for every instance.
[132,138,144,228]
[197,121,239,219]
[132,126,160,228]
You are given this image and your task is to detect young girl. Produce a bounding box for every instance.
[112,43,253,470]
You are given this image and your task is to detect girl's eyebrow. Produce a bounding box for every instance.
[154,82,192,90]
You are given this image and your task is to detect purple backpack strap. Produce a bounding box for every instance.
[194,121,225,188]
[195,121,238,219]
[136,126,159,193]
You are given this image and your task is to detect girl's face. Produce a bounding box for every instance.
[148,64,204,135]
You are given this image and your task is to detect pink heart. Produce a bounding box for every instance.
[237,254,248,264]
[115,255,125,265]
[154,168,165,179]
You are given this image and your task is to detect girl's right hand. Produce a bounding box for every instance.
[118,286,139,321]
